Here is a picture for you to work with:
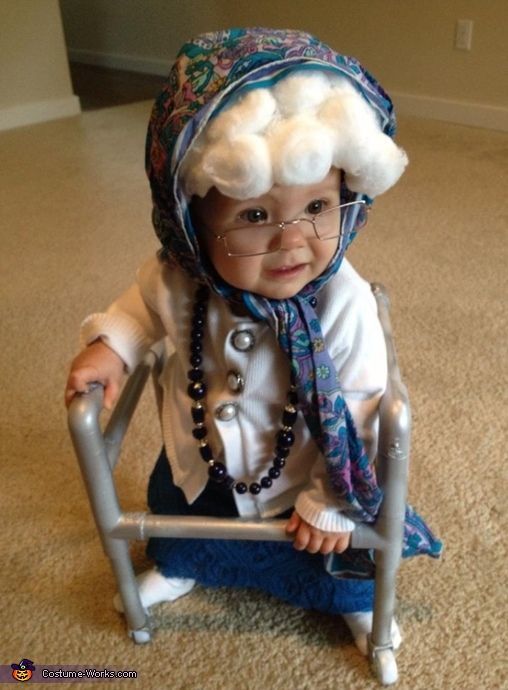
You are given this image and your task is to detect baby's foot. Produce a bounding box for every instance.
[114,569,195,613]
[342,611,402,656]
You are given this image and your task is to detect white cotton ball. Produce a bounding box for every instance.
[327,75,358,94]
[201,134,273,199]
[321,89,378,139]
[180,146,211,198]
[269,116,333,186]
[319,95,362,172]
[206,89,278,142]
[272,72,332,117]
[345,135,408,197]
[318,88,393,187]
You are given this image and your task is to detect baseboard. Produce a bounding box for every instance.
[68,47,169,76]
[392,91,508,132]
[0,95,81,132]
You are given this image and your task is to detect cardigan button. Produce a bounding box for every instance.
[215,402,238,422]
[227,370,245,393]
[231,329,255,352]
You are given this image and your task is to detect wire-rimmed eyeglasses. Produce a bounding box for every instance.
[213,200,368,257]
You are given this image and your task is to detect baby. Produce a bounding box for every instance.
[65,28,440,654]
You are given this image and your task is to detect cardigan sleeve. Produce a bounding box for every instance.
[80,258,167,372]
[294,457,357,532]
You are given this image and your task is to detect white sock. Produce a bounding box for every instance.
[113,569,195,613]
[342,611,402,656]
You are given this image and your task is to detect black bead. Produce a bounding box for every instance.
[191,405,205,424]
[275,445,290,458]
[277,429,295,448]
[190,340,203,353]
[190,353,202,367]
[187,368,203,382]
[192,426,207,440]
[309,296,318,308]
[191,328,204,341]
[249,482,261,495]
[282,406,297,426]
[192,315,205,329]
[198,443,213,461]
[188,381,207,400]
[208,462,227,482]
[235,482,248,495]
[273,456,286,469]
[287,390,299,405]
[260,476,272,489]
[268,467,281,479]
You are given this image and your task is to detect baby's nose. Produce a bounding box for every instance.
[278,221,308,250]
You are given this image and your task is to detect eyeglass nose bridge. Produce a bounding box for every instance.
[275,217,317,247]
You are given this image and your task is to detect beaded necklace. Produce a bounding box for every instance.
[187,286,298,496]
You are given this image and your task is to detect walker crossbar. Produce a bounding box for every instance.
[108,512,384,549]
[68,283,408,685]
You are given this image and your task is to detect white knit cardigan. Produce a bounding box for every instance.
[81,255,387,533]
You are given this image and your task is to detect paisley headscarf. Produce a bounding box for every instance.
[146,28,442,560]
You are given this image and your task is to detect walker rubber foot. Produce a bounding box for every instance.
[129,628,151,644]
[371,648,398,685]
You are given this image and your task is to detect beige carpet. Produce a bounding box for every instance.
[1,101,507,690]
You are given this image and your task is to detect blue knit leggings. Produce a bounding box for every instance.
[146,448,374,615]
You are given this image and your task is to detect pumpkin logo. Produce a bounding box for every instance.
[11,659,35,682]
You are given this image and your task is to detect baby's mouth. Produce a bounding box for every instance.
[266,263,307,277]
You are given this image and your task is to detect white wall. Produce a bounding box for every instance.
[0,0,80,131]
[59,0,508,130]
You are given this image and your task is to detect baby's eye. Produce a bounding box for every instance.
[239,208,268,224]
[306,199,326,215]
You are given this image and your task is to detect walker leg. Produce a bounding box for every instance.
[368,550,400,685]
[105,537,152,643]
[371,560,398,648]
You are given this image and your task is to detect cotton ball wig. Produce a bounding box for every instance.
[180,72,408,201]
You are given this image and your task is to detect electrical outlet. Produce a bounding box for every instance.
[455,19,473,51]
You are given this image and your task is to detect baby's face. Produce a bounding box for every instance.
[193,168,341,299]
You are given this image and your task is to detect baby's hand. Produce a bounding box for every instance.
[285,510,351,555]
[65,340,126,410]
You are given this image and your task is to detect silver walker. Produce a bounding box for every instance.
[68,284,410,686]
